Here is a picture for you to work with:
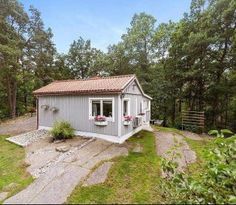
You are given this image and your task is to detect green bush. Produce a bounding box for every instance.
[160,136,236,204]
[50,121,75,140]
[208,129,234,138]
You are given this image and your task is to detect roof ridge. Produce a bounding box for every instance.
[52,74,135,83]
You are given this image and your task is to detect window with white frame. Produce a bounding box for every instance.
[123,98,130,116]
[139,101,143,113]
[143,100,149,110]
[92,100,101,116]
[103,100,113,117]
[89,98,114,121]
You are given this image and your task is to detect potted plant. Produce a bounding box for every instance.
[123,115,132,126]
[41,104,49,110]
[50,107,59,112]
[94,115,108,126]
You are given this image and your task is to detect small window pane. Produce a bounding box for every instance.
[123,100,128,116]
[140,102,142,113]
[103,100,112,117]
[143,100,148,110]
[92,100,100,116]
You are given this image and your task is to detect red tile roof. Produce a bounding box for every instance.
[33,75,136,96]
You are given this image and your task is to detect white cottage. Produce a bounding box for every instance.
[33,74,152,143]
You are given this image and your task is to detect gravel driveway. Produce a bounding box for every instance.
[4,137,128,204]
[0,116,36,136]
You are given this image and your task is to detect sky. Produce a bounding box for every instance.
[20,0,192,53]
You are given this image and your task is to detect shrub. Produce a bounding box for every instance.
[208,129,234,138]
[160,137,236,204]
[50,121,75,140]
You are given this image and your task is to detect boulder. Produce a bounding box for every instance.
[55,145,70,153]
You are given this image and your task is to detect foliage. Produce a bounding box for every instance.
[67,37,106,79]
[0,0,236,133]
[208,129,234,138]
[160,137,236,204]
[50,121,75,140]
[0,135,33,201]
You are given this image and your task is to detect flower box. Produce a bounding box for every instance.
[94,121,108,126]
[123,121,131,126]
[94,115,108,126]
[123,115,132,126]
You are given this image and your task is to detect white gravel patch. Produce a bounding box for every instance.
[6,129,48,147]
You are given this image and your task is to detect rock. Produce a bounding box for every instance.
[55,145,70,153]
[53,139,65,144]
[0,192,8,201]
[83,162,114,187]
[133,143,143,153]
[3,183,19,191]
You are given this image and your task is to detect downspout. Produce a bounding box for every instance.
[36,97,39,129]
[118,93,123,138]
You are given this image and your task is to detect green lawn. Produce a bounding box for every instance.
[68,128,215,204]
[68,131,165,204]
[0,135,33,202]
[0,128,215,204]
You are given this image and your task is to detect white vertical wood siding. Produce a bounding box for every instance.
[38,95,119,136]
[120,80,151,136]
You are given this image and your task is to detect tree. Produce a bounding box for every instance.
[0,0,28,118]
[67,37,102,79]
[121,12,156,82]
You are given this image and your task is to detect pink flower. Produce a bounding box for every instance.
[124,115,133,121]
[94,115,106,122]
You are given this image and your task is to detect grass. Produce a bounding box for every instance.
[0,135,33,202]
[68,131,165,204]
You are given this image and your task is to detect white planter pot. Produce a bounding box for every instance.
[123,121,131,126]
[94,121,108,126]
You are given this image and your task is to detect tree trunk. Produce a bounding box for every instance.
[6,76,17,118]
[171,99,176,125]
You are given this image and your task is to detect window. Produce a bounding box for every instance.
[123,99,130,116]
[89,98,114,121]
[143,100,149,110]
[140,102,143,113]
[103,100,112,117]
[92,100,101,116]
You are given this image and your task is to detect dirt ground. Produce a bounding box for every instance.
[0,115,36,136]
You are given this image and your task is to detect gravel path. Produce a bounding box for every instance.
[6,129,48,147]
[181,130,205,141]
[0,116,36,136]
[4,138,128,204]
[155,130,197,176]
